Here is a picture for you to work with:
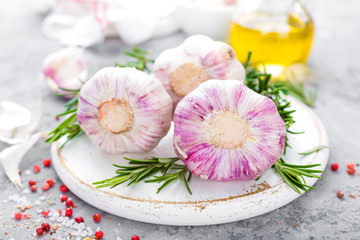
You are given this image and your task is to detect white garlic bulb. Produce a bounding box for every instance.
[153,35,245,110]
[42,47,88,98]
[77,67,173,154]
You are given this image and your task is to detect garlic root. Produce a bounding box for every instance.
[153,35,245,110]
[77,67,173,154]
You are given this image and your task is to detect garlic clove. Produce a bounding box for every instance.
[153,35,245,110]
[173,80,286,181]
[0,132,41,188]
[42,47,88,98]
[77,67,173,154]
[0,99,42,145]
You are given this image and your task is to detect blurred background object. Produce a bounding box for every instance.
[230,0,314,79]
[174,0,238,40]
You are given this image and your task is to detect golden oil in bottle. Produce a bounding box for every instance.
[230,12,314,77]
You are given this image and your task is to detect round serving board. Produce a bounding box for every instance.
[51,98,329,226]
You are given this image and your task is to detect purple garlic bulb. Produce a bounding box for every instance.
[173,80,286,181]
[77,67,172,154]
[153,35,245,110]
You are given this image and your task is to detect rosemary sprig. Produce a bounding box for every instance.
[244,51,323,193]
[93,157,192,194]
[115,47,154,73]
[45,89,83,149]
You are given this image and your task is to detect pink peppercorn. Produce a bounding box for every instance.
[65,208,73,217]
[131,235,140,240]
[347,163,355,169]
[43,158,51,167]
[36,227,43,235]
[28,180,36,186]
[66,199,74,208]
[41,223,51,232]
[46,178,55,187]
[93,213,101,222]
[30,185,37,192]
[330,163,339,171]
[33,165,40,173]
[74,216,84,223]
[14,212,22,220]
[61,195,68,202]
[337,190,344,198]
[95,230,104,239]
[41,183,50,191]
[60,184,68,193]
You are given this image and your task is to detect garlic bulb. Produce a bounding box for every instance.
[77,67,172,154]
[173,80,286,181]
[42,47,88,98]
[153,35,245,109]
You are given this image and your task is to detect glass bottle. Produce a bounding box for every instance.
[230,0,314,78]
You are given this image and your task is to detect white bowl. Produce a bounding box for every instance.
[174,0,237,41]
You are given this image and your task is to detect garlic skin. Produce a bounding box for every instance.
[77,67,172,154]
[173,80,286,181]
[153,35,245,110]
[42,47,88,98]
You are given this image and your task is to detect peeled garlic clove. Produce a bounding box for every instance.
[153,35,245,109]
[77,67,172,154]
[42,47,88,98]
[0,99,42,144]
[173,80,286,181]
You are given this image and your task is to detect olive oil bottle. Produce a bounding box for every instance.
[230,0,314,77]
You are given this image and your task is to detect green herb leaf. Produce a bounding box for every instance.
[93,157,192,194]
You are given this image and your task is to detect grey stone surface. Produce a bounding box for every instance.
[0,0,360,239]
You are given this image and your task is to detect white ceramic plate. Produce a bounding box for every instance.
[51,98,329,226]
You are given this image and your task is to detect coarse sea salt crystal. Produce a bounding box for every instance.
[66,219,74,227]
[39,196,46,201]
[22,188,29,194]
[34,200,41,205]
[78,222,85,231]
[36,208,42,213]
[24,169,31,176]
[3,200,8,203]
[57,216,64,223]
[86,227,93,236]
[116,237,122,240]
[80,230,88,237]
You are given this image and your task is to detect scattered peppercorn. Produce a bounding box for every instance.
[95,230,104,239]
[131,235,140,240]
[14,212,22,220]
[330,163,339,171]
[65,208,73,217]
[60,195,68,202]
[74,216,84,223]
[347,163,355,169]
[41,223,51,232]
[66,199,74,208]
[36,227,43,235]
[41,183,50,191]
[337,190,344,198]
[93,213,101,222]
[46,178,55,187]
[60,184,68,193]
[349,194,356,198]
[28,180,36,186]
[30,185,37,192]
[43,158,51,167]
[347,168,356,175]
[33,165,40,173]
